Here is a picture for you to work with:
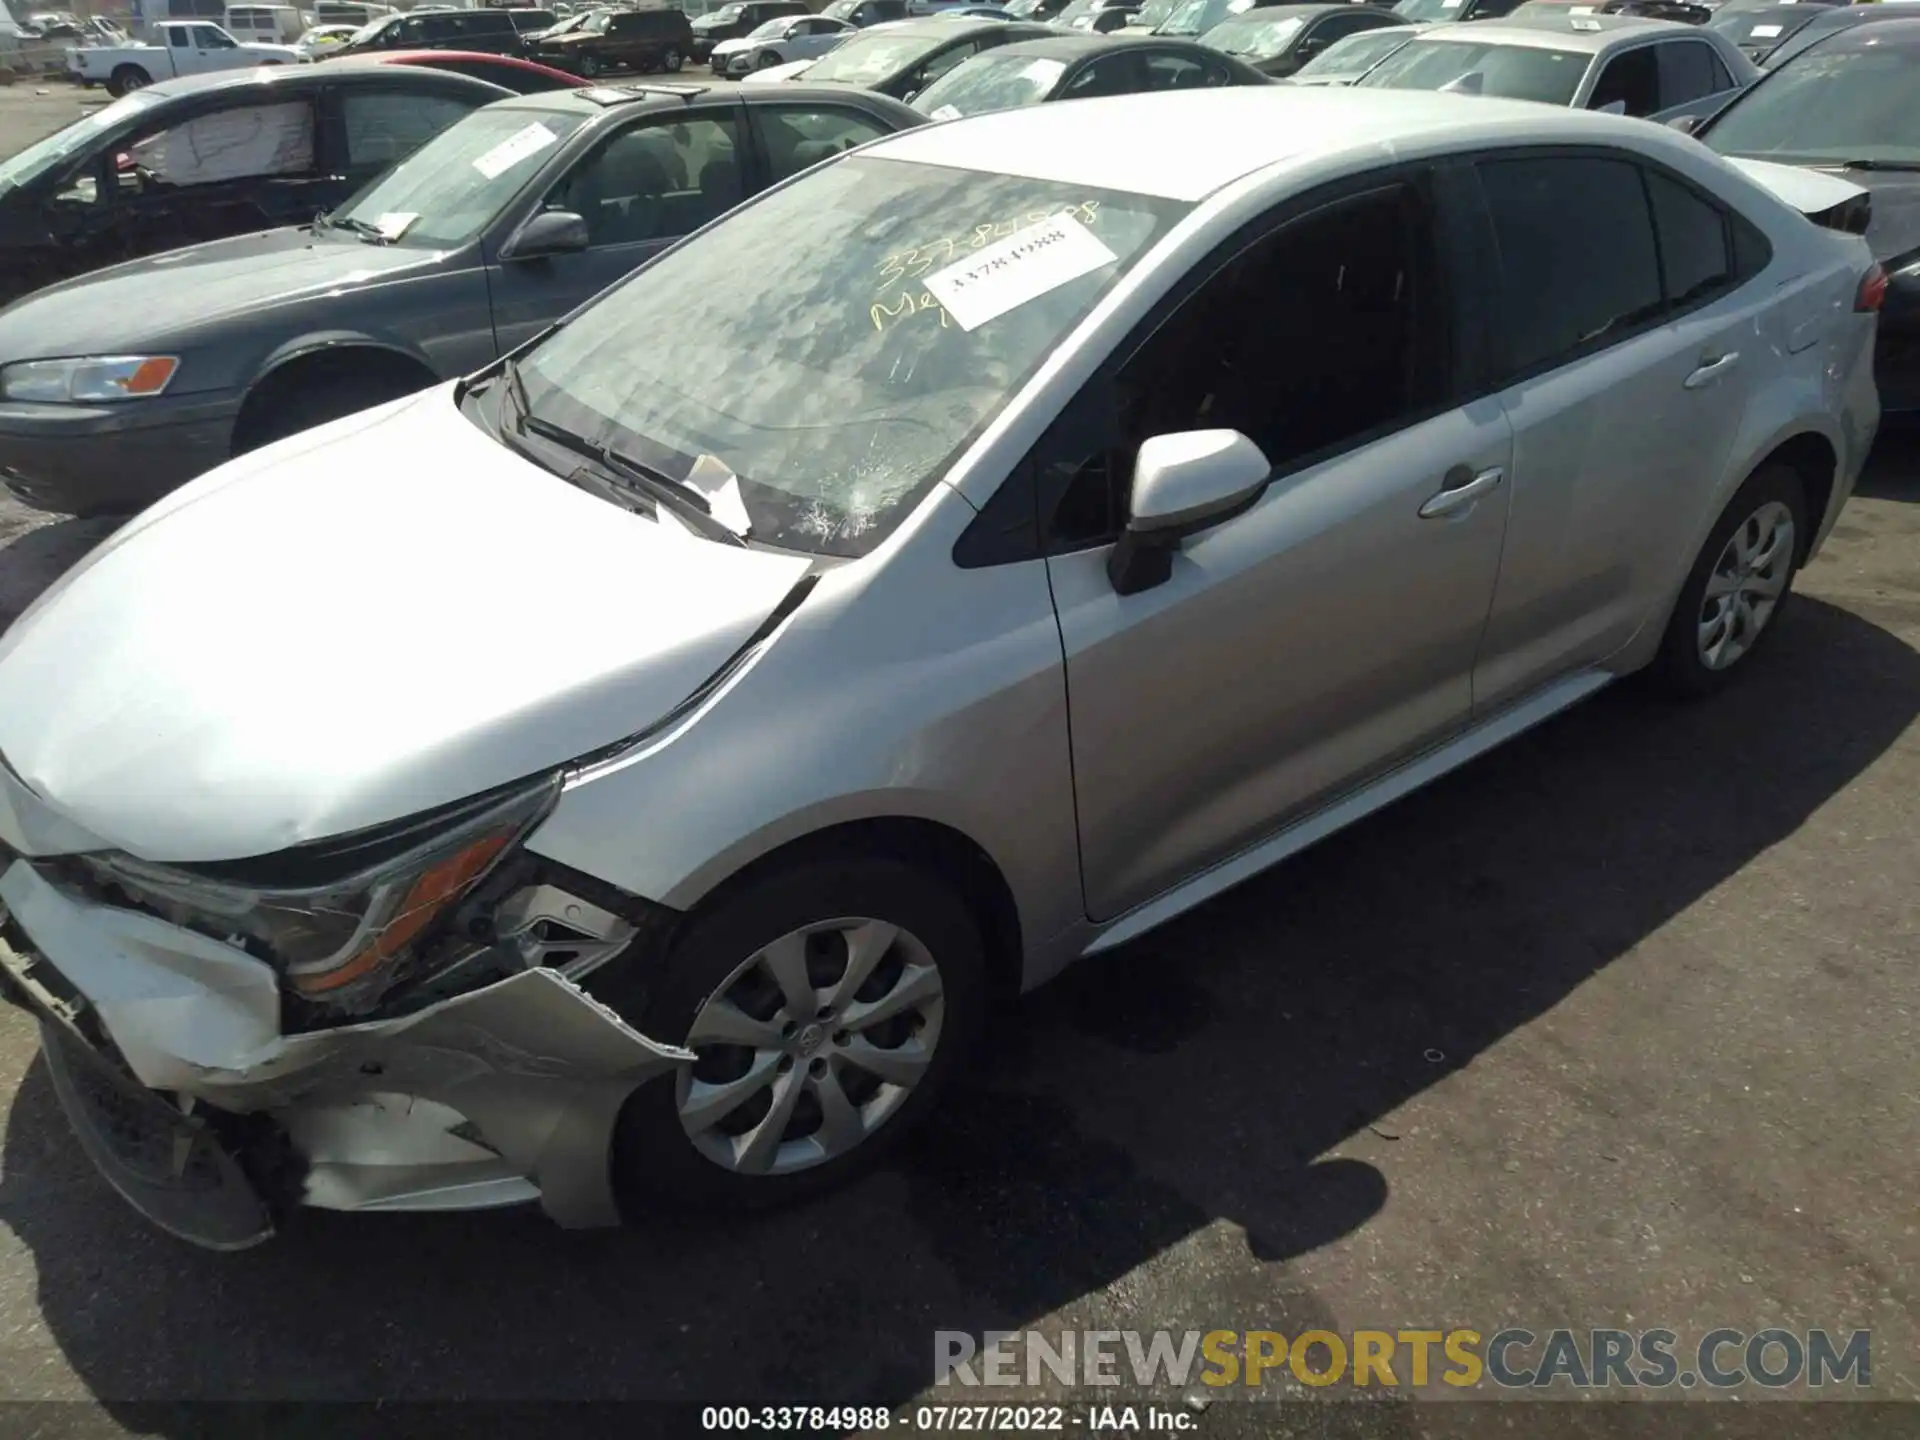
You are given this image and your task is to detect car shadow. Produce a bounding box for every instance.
[1853,425,1920,503]
[0,596,1916,1432]
[0,513,118,633]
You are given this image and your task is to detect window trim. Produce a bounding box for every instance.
[1459,143,1773,392]
[953,163,1472,567]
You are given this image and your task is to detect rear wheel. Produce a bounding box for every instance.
[608,856,986,1213]
[1648,462,1809,698]
[107,64,150,98]
[662,45,684,72]
[580,51,602,76]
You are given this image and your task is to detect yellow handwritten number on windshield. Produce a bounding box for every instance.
[870,289,952,333]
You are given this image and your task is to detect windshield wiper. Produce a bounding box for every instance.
[498,358,749,546]
[314,209,392,244]
[1825,159,1920,173]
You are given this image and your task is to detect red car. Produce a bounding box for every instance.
[333,49,589,93]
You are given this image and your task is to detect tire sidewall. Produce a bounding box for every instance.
[609,856,987,1213]
[1654,462,1809,697]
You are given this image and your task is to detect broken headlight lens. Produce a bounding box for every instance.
[75,778,560,1005]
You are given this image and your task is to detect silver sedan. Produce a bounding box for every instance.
[0,85,1882,1246]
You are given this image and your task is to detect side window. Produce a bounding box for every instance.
[189,24,227,46]
[1311,12,1373,42]
[341,90,478,176]
[1587,46,1659,116]
[760,106,891,183]
[1142,51,1215,90]
[1477,156,1662,380]
[1042,182,1446,548]
[1065,55,1142,98]
[548,113,744,246]
[125,99,315,188]
[170,25,192,45]
[916,40,980,87]
[1655,39,1721,108]
[1645,167,1734,307]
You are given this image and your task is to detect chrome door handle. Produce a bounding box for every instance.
[1684,351,1741,389]
[1420,464,1504,519]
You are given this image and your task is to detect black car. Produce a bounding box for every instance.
[1692,18,1920,414]
[689,0,811,61]
[1198,2,1407,76]
[800,17,1057,99]
[0,82,928,516]
[0,64,508,309]
[531,6,698,75]
[335,8,532,56]
[820,0,913,26]
[909,33,1265,115]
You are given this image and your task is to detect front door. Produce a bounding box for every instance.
[1043,176,1514,922]
[485,105,748,354]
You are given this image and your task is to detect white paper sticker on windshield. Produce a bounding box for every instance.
[924,211,1118,333]
[375,212,418,240]
[930,103,963,120]
[471,122,558,180]
[1750,21,1783,34]
[1441,0,1464,10]
[1570,4,1594,11]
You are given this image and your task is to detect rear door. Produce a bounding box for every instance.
[1462,150,1766,711]
[485,101,748,352]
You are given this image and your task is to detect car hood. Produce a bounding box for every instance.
[0,227,434,358]
[0,384,814,864]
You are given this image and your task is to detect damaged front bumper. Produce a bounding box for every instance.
[0,859,689,1250]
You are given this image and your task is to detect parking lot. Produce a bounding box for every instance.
[0,82,1915,1436]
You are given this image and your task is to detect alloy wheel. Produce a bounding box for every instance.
[1697,500,1795,671]
[676,917,945,1176]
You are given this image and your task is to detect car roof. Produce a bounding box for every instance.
[970,32,1157,57]
[1230,2,1383,16]
[1405,12,1691,51]
[856,15,1036,38]
[139,61,500,103]
[865,83,1677,200]
[507,76,921,113]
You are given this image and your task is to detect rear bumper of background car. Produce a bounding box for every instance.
[0,391,239,516]
[0,859,689,1250]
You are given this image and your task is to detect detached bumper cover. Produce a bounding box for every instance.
[0,859,689,1248]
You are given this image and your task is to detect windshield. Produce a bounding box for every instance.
[1296,24,1413,76]
[0,90,162,194]
[333,105,586,247]
[1706,6,1816,47]
[1201,12,1303,57]
[1706,38,1920,165]
[1392,0,1470,19]
[512,157,1187,556]
[1131,0,1178,24]
[912,52,1066,114]
[1358,36,1587,104]
[349,14,398,41]
[806,30,939,81]
[1159,0,1251,36]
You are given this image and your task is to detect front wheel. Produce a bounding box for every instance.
[753,48,780,69]
[1648,462,1809,698]
[608,856,986,1213]
[662,45,684,72]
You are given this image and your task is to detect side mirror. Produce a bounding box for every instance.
[1665,112,1701,134]
[1107,430,1270,595]
[503,208,589,260]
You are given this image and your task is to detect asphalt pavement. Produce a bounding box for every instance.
[0,85,1913,1438]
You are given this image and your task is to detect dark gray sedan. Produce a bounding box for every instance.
[0,80,926,516]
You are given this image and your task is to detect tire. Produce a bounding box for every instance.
[753,48,780,69]
[1647,461,1809,699]
[107,64,150,98]
[662,45,684,72]
[608,855,987,1214]
[580,51,602,76]
[233,371,423,456]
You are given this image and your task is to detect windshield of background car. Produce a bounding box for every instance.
[514,156,1189,556]
[350,14,398,41]
[1202,12,1304,57]
[743,16,789,38]
[1706,5,1816,49]
[708,2,746,19]
[911,51,1065,112]
[805,29,941,80]
[1392,0,1473,18]
[1160,0,1252,35]
[1358,36,1587,103]
[1294,23,1412,75]
[333,104,587,246]
[1704,35,1920,165]
[0,89,162,193]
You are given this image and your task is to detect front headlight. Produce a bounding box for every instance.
[71,777,559,1011]
[1,355,180,404]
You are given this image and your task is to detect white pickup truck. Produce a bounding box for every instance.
[68,20,303,96]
